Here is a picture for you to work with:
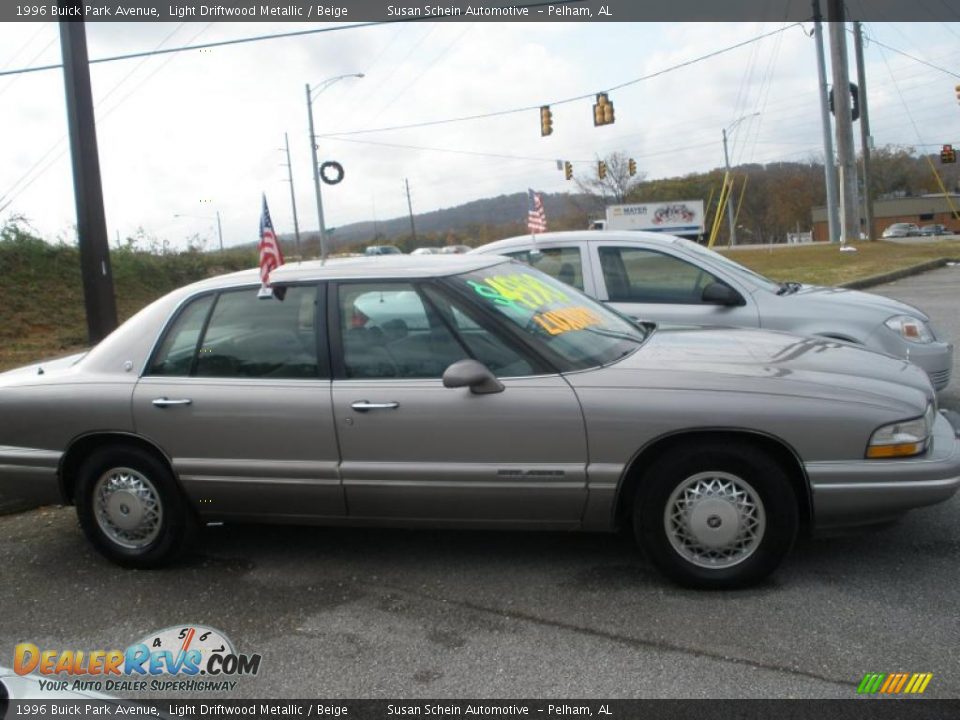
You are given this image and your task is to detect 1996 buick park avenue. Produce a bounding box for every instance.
[1,255,958,588]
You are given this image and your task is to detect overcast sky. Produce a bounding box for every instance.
[0,19,958,250]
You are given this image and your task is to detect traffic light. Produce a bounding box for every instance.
[598,161,607,179]
[540,105,553,136]
[628,158,637,176]
[564,161,573,181]
[956,84,960,103]
[941,144,957,164]
[593,92,615,126]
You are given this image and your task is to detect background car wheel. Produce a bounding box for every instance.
[634,443,798,589]
[75,445,197,568]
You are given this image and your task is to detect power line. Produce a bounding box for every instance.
[0,21,390,79]
[861,32,960,79]
[0,23,213,214]
[321,22,804,138]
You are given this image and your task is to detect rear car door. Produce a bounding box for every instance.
[329,280,588,526]
[133,283,344,521]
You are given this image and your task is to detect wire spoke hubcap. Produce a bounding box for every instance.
[664,471,766,569]
[93,467,163,550]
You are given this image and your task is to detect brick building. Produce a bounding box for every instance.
[811,194,960,241]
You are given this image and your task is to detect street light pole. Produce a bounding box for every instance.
[722,127,734,246]
[722,113,759,247]
[305,83,325,261]
[306,73,363,262]
[215,210,223,252]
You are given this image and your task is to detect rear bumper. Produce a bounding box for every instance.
[0,445,63,513]
[807,413,960,529]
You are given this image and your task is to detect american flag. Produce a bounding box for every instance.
[527,188,547,234]
[258,193,284,287]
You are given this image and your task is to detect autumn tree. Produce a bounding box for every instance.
[575,151,645,204]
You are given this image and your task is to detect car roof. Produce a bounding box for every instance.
[186,254,509,292]
[471,230,687,253]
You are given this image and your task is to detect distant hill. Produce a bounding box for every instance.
[283,191,604,255]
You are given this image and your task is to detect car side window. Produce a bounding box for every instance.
[193,286,320,379]
[504,247,585,290]
[147,294,215,376]
[421,286,537,377]
[598,246,719,304]
[338,283,468,379]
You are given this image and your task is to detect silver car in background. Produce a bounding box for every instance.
[1,255,959,589]
[472,231,953,389]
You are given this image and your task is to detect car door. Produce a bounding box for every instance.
[588,242,760,327]
[132,283,344,521]
[329,280,588,526]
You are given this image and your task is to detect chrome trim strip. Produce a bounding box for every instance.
[343,479,584,490]
[180,475,341,486]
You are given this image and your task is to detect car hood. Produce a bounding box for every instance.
[785,284,929,322]
[578,326,931,414]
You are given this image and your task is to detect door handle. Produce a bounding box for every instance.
[351,401,399,411]
[152,398,193,407]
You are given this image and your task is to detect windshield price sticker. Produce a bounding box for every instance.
[533,306,604,335]
[468,272,569,312]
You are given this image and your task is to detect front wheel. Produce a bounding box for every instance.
[634,443,798,589]
[75,445,196,568]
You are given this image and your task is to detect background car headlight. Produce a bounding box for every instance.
[885,315,934,344]
[867,405,934,458]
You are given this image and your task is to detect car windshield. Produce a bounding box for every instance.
[445,261,649,371]
[674,237,782,292]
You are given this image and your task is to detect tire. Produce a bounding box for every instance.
[75,445,197,568]
[634,442,798,589]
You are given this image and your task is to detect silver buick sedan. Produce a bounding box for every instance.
[471,231,954,390]
[2,255,959,589]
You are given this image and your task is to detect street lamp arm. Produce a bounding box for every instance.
[308,72,364,102]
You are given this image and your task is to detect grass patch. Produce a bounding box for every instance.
[719,239,960,286]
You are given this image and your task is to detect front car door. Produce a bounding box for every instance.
[329,279,588,526]
[133,283,344,522]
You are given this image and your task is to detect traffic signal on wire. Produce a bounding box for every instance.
[593,93,615,126]
[941,144,957,164]
[598,160,607,179]
[564,161,573,180]
[628,158,637,176]
[540,106,553,136]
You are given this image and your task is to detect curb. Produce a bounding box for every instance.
[839,258,960,290]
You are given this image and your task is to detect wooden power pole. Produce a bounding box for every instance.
[59,14,117,342]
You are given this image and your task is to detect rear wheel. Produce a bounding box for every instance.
[634,443,798,589]
[75,446,196,568]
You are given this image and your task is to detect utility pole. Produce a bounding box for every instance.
[828,0,860,246]
[813,0,840,243]
[59,14,117,343]
[215,210,223,252]
[853,21,875,240]
[282,132,302,257]
[404,178,417,244]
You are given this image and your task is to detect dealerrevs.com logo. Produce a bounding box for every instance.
[13,625,261,694]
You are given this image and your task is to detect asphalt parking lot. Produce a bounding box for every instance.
[1,266,959,700]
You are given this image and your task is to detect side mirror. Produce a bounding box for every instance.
[702,282,744,307]
[442,359,504,395]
